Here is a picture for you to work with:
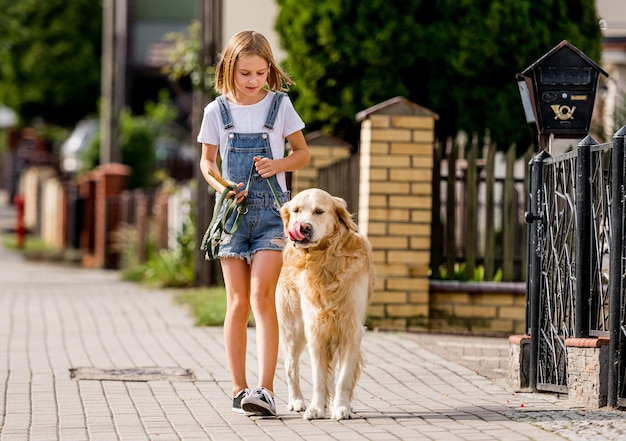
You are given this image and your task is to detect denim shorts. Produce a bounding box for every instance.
[217,191,288,263]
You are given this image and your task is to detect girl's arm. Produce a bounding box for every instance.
[200,143,245,201]
[254,130,311,177]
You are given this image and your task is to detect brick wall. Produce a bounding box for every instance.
[429,281,526,335]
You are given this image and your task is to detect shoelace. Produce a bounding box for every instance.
[252,388,272,402]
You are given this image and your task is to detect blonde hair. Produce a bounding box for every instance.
[214,30,294,98]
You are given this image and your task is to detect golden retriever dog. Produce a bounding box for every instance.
[276,188,375,420]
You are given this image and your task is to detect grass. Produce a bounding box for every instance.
[2,233,50,253]
[174,287,255,327]
[2,233,83,264]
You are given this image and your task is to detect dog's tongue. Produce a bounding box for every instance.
[288,222,306,241]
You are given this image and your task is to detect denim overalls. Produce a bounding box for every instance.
[212,92,290,263]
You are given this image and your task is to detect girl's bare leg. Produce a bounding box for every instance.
[221,257,251,396]
[249,250,282,392]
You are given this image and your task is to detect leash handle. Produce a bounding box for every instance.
[208,168,231,189]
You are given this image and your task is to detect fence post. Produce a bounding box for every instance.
[446,138,457,278]
[525,149,550,390]
[430,142,443,279]
[521,147,535,282]
[484,142,496,280]
[464,136,478,280]
[503,144,517,281]
[609,125,626,408]
[575,136,596,338]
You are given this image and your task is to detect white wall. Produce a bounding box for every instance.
[222,0,286,61]
[597,0,626,38]
[596,0,626,137]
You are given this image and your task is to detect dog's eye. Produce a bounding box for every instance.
[314,209,324,215]
[293,207,300,213]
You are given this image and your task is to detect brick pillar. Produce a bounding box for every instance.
[356,97,438,330]
[565,337,609,408]
[92,163,130,268]
[292,130,352,194]
[508,335,531,390]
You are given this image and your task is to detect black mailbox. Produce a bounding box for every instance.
[517,40,608,138]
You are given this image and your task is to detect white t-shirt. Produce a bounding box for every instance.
[197,91,305,192]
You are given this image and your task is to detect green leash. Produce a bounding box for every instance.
[200,159,283,260]
[266,173,283,209]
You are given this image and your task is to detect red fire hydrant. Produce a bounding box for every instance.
[13,194,25,249]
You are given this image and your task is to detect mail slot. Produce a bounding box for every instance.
[517,40,608,138]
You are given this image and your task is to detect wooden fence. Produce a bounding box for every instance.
[317,154,360,221]
[430,134,534,282]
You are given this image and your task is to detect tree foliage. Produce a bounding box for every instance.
[162,20,215,92]
[0,0,102,127]
[81,91,180,189]
[275,0,602,149]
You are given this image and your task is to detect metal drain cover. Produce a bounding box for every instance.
[69,367,195,382]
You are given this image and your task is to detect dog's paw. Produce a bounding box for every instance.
[287,399,306,412]
[302,406,324,420]
[331,406,354,420]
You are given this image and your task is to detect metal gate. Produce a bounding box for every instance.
[525,126,626,406]
[608,127,626,408]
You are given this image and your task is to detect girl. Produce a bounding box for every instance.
[197,30,310,417]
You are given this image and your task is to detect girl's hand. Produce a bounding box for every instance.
[254,156,277,178]
[226,182,247,204]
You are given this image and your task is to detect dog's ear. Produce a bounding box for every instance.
[280,199,291,226]
[334,196,358,231]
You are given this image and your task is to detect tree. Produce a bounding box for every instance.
[0,0,102,127]
[275,0,602,150]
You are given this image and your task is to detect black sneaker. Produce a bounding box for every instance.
[241,387,277,417]
[232,388,250,415]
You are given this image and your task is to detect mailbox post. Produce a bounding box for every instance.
[517,40,608,150]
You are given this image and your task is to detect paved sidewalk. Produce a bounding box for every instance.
[1,198,625,441]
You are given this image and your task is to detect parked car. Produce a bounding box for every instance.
[60,119,98,174]
[60,118,194,181]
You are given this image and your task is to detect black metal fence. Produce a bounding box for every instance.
[525,126,626,407]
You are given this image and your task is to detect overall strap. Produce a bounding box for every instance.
[216,96,234,130]
[263,92,286,130]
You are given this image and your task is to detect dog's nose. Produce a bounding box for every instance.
[300,223,312,238]
[289,221,313,242]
